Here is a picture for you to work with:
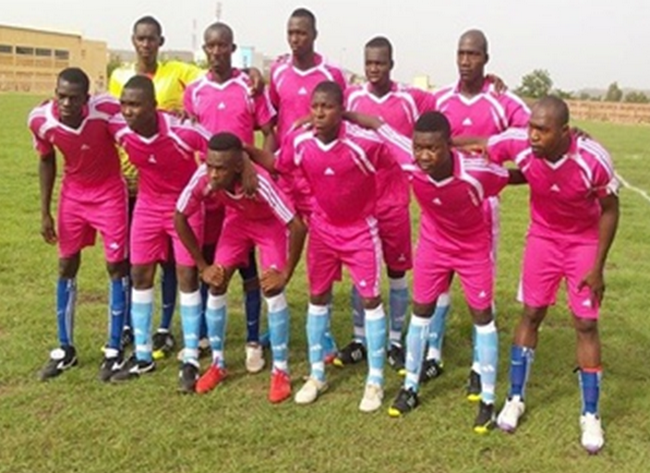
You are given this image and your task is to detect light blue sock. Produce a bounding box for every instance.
[56,278,77,347]
[364,304,386,386]
[404,314,430,392]
[307,304,329,382]
[131,288,154,363]
[427,293,450,361]
[351,285,366,344]
[476,321,499,404]
[205,294,227,368]
[107,277,127,350]
[180,291,201,366]
[267,292,290,372]
[388,277,408,346]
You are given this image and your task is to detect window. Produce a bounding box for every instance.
[35,48,52,57]
[16,46,34,56]
[0,44,12,54]
[55,49,69,60]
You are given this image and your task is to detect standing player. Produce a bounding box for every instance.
[175,133,307,402]
[28,67,129,382]
[336,36,432,373]
[424,29,531,399]
[484,96,618,453]
[183,22,277,372]
[108,76,209,390]
[109,15,204,358]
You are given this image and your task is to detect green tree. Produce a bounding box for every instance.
[553,88,574,100]
[623,91,649,103]
[604,82,623,102]
[515,69,553,99]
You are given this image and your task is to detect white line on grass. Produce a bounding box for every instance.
[617,172,650,205]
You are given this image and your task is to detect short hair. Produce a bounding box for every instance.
[204,22,234,42]
[365,36,393,58]
[414,112,451,139]
[313,81,343,105]
[535,95,570,126]
[57,67,90,94]
[290,7,317,30]
[123,75,156,101]
[208,132,243,152]
[459,29,488,55]
[133,15,162,36]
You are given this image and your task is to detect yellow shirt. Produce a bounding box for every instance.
[109,61,204,193]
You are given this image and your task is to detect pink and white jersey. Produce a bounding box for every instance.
[109,112,209,207]
[379,125,510,254]
[487,129,618,242]
[177,164,295,224]
[269,53,347,141]
[183,69,276,145]
[28,94,122,195]
[276,122,391,227]
[345,81,433,209]
[431,80,530,137]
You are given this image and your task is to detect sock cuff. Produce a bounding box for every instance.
[180,290,201,306]
[132,288,154,303]
[579,366,603,374]
[410,314,430,327]
[389,276,408,290]
[365,304,385,321]
[308,303,328,316]
[436,293,450,306]
[475,320,496,334]
[207,293,227,310]
[265,292,287,312]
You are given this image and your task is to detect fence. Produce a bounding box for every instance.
[567,100,650,125]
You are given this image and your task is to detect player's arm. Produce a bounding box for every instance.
[343,111,384,130]
[486,73,507,94]
[507,168,528,185]
[243,67,265,96]
[241,154,259,197]
[451,136,488,154]
[39,151,57,244]
[259,118,278,153]
[243,143,277,174]
[578,194,619,305]
[174,210,210,274]
[283,216,307,283]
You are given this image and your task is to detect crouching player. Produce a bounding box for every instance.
[175,133,306,402]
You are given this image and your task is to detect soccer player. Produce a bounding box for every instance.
[107,76,209,390]
[28,67,129,382]
[350,110,513,432]
[183,22,277,372]
[484,96,619,453]
[336,36,432,373]
[109,15,204,358]
[175,133,307,402]
[424,29,531,399]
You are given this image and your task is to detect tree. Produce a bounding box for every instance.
[623,91,649,104]
[604,82,623,102]
[515,69,553,99]
[553,88,574,100]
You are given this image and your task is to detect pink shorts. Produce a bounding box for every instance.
[519,235,599,319]
[130,200,203,267]
[57,186,128,263]
[203,205,225,246]
[376,204,413,272]
[307,218,382,299]
[413,237,493,310]
[215,214,288,271]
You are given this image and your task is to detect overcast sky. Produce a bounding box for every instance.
[4,0,648,91]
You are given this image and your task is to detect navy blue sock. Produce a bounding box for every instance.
[160,261,177,331]
[239,252,261,343]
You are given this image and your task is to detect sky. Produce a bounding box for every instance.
[3,0,649,91]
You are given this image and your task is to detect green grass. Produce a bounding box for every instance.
[1,94,649,473]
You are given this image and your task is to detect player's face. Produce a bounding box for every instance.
[528,105,569,158]
[203,28,234,73]
[364,47,392,88]
[413,131,450,173]
[310,91,343,137]
[55,80,88,122]
[457,37,487,84]
[206,149,241,190]
[287,17,316,58]
[120,88,156,131]
[132,23,163,62]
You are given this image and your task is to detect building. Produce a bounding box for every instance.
[0,23,107,94]
[109,48,195,64]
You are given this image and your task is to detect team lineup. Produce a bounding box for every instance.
[28,7,619,456]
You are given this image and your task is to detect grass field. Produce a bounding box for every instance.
[0,93,649,473]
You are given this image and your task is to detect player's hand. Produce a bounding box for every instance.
[202,264,224,287]
[578,268,605,306]
[260,268,287,293]
[41,214,57,244]
[247,67,265,96]
[486,73,508,94]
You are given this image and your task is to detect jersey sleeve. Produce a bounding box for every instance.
[94,94,121,117]
[331,66,348,91]
[183,82,197,118]
[253,89,277,128]
[27,109,54,157]
[584,140,619,198]
[274,133,298,175]
[176,165,209,216]
[504,93,531,128]
[181,63,204,88]
[410,87,438,115]
[466,159,510,198]
[486,128,528,165]
[376,124,418,171]
[257,174,295,224]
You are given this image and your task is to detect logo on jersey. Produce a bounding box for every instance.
[81,144,91,151]
[324,167,335,176]
[218,102,226,110]
[432,198,442,206]
[298,87,308,95]
[462,117,473,126]
[148,155,157,164]
[550,184,561,192]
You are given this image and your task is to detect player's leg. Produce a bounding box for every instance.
[98,260,129,382]
[386,268,408,374]
[176,263,201,393]
[152,241,177,360]
[238,251,264,373]
[335,284,367,367]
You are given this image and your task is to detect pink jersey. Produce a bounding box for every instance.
[276,122,391,227]
[269,53,347,141]
[28,94,123,195]
[487,129,618,242]
[183,69,276,145]
[379,125,510,254]
[109,112,209,207]
[345,81,433,209]
[177,164,295,224]
[431,80,530,137]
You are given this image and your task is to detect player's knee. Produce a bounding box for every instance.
[412,301,435,318]
[58,254,80,278]
[574,317,598,337]
[309,292,331,306]
[362,296,382,310]
[106,260,128,280]
[522,305,547,328]
[471,308,493,326]
[176,265,199,293]
[242,276,260,292]
[131,265,154,289]
[387,268,406,279]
